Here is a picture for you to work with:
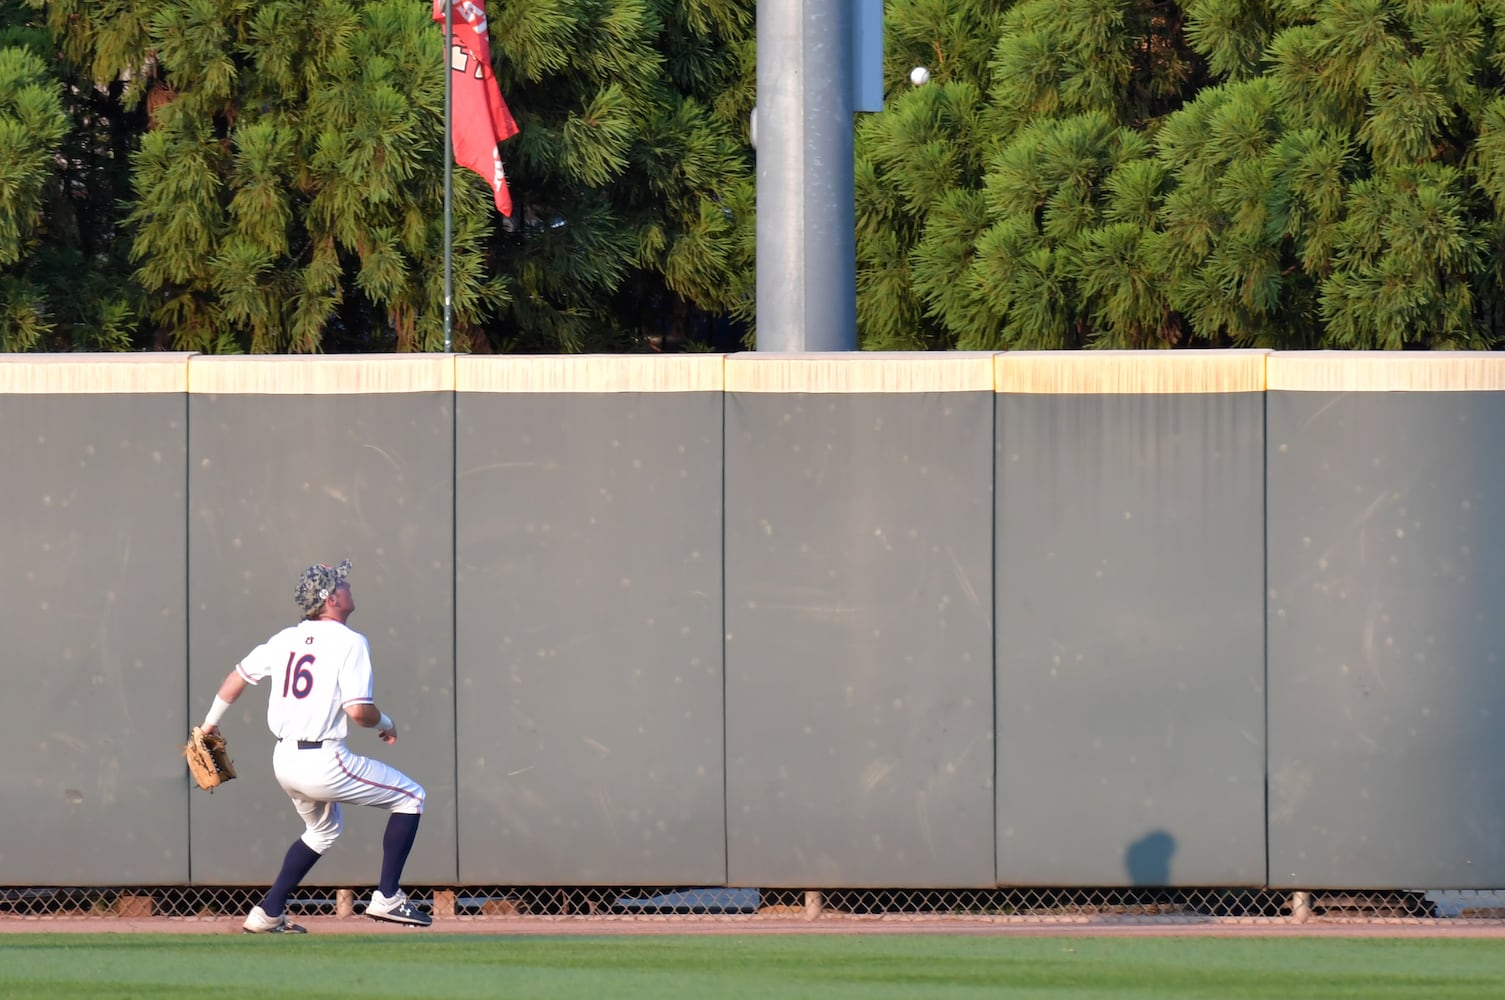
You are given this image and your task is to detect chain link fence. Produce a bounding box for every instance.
[5,885,1504,925]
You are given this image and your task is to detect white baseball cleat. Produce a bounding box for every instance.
[242,904,308,934]
[366,889,432,927]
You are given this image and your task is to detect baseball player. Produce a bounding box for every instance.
[199,560,431,933]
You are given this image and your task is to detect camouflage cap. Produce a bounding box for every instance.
[294,559,352,613]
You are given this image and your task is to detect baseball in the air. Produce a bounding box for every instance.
[910,66,931,86]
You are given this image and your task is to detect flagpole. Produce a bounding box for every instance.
[443,0,454,352]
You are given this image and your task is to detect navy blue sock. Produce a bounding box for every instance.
[378,812,422,898]
[260,840,322,918]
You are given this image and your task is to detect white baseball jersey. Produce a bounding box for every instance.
[235,620,376,742]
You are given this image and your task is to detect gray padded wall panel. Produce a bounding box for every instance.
[724,392,996,888]
[1267,391,1505,888]
[187,393,456,885]
[0,394,188,884]
[996,393,1266,887]
[455,393,726,884]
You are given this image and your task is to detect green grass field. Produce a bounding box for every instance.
[1,934,1502,1000]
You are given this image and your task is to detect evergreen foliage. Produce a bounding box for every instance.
[1,14,77,349]
[17,0,752,353]
[860,0,1505,349]
[11,0,1505,351]
[487,0,756,352]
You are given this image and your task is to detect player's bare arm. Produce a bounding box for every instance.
[202,670,250,736]
[346,702,398,744]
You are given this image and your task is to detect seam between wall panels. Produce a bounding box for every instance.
[184,389,194,884]
[990,386,1000,889]
[451,389,462,884]
[1262,390,1272,888]
[719,387,731,888]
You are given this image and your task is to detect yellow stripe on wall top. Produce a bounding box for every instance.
[997,350,1269,394]
[187,354,455,394]
[457,354,726,393]
[1268,352,1505,392]
[25,350,1499,396]
[725,352,996,393]
[0,353,194,394]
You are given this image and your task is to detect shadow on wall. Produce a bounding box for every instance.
[1125,830,1176,886]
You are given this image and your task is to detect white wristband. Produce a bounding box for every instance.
[378,713,393,733]
[203,695,231,728]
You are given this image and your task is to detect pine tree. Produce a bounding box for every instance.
[483,0,755,352]
[28,0,1505,352]
[38,0,756,354]
[1267,0,1497,348]
[858,0,1505,350]
[855,0,1005,350]
[860,0,1214,350]
[963,0,1210,349]
[0,10,72,350]
[42,0,472,351]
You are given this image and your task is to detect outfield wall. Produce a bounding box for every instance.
[1,350,1503,891]
[994,352,1268,888]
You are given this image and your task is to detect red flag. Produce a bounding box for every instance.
[434,0,520,216]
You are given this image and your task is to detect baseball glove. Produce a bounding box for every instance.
[184,726,237,791]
